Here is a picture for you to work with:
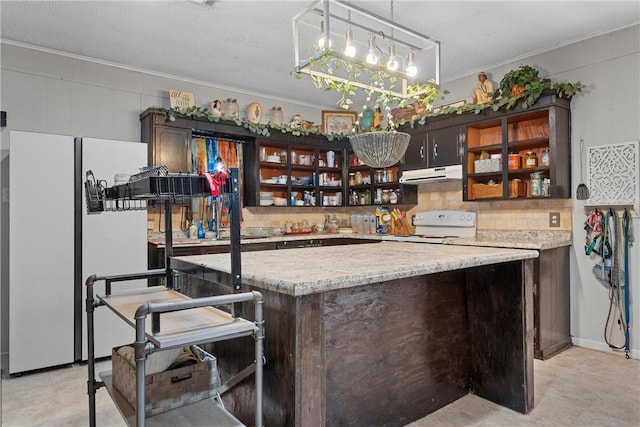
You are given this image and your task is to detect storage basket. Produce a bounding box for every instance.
[112,345,221,417]
[473,158,502,173]
[471,183,503,199]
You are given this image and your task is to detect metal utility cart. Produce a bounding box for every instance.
[84,168,264,427]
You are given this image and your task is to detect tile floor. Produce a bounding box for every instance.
[1,346,638,426]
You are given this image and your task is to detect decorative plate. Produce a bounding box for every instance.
[247,102,263,124]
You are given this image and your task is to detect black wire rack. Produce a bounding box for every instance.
[85,169,213,213]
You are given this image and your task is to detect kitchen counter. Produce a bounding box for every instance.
[171,242,538,296]
[171,242,536,426]
[447,230,572,250]
[148,230,375,248]
[149,229,571,250]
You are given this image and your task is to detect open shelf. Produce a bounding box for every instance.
[98,288,258,350]
[463,95,570,201]
[100,372,243,427]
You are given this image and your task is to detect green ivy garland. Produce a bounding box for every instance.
[161,106,321,138]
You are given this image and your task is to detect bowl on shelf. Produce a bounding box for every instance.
[295,200,305,206]
[273,197,287,206]
[266,155,281,163]
[297,176,311,185]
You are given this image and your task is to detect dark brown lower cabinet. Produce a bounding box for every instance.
[534,246,571,359]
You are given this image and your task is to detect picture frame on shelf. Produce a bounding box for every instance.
[321,110,357,135]
[169,89,195,110]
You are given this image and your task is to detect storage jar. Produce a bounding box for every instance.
[541,148,550,167]
[524,151,537,168]
[530,172,544,196]
[508,153,521,170]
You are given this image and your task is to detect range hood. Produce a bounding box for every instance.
[399,164,462,184]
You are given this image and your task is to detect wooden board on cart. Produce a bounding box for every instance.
[98,288,257,349]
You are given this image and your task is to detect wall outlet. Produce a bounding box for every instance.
[147,220,155,230]
[549,212,560,227]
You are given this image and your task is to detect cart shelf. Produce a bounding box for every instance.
[98,287,258,350]
[99,372,243,427]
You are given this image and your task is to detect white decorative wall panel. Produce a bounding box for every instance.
[586,141,639,213]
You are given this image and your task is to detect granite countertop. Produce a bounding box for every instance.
[445,230,572,250]
[148,230,376,247]
[151,229,572,251]
[172,242,538,296]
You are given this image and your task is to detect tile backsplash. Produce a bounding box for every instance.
[409,181,572,231]
[147,181,572,233]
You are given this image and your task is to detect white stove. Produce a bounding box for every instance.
[381,210,476,244]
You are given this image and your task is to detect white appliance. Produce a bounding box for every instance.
[10,131,76,374]
[399,164,463,184]
[381,210,476,244]
[8,131,147,374]
[80,137,148,360]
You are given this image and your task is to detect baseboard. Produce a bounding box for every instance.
[572,337,639,360]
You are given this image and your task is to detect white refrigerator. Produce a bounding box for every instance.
[9,131,148,374]
[80,137,148,360]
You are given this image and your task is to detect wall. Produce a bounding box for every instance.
[1,23,639,365]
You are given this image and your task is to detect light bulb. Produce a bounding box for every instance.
[366,37,379,65]
[344,29,356,57]
[405,50,417,77]
[387,45,399,72]
[318,21,331,49]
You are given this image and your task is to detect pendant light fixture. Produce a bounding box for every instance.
[405,50,417,77]
[318,21,331,49]
[344,28,356,57]
[387,45,399,71]
[366,37,379,65]
[293,0,441,99]
[343,11,356,58]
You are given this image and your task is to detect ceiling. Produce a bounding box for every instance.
[1,1,639,110]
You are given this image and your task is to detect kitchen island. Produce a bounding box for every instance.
[170,242,538,426]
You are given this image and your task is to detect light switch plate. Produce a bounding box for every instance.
[549,212,560,227]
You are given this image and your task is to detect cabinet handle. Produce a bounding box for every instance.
[420,145,424,159]
[433,143,438,158]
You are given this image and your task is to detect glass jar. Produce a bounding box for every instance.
[508,152,521,170]
[524,151,537,168]
[348,173,356,186]
[354,170,364,185]
[389,190,398,204]
[381,190,391,204]
[530,172,544,196]
[375,170,384,183]
[541,148,550,167]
